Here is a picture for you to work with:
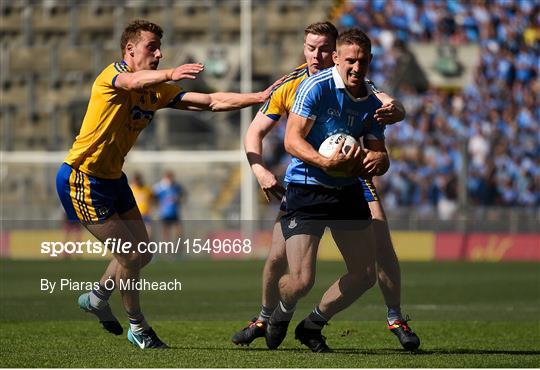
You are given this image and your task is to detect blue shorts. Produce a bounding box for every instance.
[279,178,379,212]
[56,163,137,224]
[280,183,372,240]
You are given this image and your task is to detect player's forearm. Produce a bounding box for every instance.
[208,92,266,112]
[116,69,173,90]
[244,132,266,173]
[284,135,330,170]
[244,124,264,163]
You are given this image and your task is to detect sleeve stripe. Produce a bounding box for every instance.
[112,74,119,87]
[293,70,332,115]
[260,99,270,113]
[265,113,281,121]
[114,62,129,73]
[166,91,186,108]
[295,70,331,109]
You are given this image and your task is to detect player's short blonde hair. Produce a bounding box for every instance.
[304,21,338,42]
[120,19,163,54]
[336,29,371,54]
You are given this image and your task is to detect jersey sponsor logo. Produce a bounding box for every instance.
[150,91,158,104]
[129,106,155,131]
[138,91,158,106]
[131,106,154,121]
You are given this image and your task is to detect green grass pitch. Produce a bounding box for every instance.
[1,259,539,367]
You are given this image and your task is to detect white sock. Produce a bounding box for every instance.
[89,291,108,310]
[128,313,150,334]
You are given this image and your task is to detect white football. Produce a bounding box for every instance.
[318,134,360,178]
[318,134,359,158]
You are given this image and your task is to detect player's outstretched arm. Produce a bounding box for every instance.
[175,76,286,112]
[115,63,204,91]
[374,92,406,125]
[244,111,285,202]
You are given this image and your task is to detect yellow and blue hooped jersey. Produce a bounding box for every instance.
[64,61,184,179]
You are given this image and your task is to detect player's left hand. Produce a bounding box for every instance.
[362,149,389,177]
[374,101,405,125]
[170,63,205,81]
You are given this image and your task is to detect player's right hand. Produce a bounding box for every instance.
[324,139,364,177]
[170,63,204,81]
[362,149,389,176]
[255,168,286,202]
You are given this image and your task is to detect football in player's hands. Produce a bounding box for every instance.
[318,134,359,157]
[318,134,363,177]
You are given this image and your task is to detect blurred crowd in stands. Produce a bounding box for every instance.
[266,0,539,217]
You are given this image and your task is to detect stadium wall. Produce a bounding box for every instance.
[1,229,538,262]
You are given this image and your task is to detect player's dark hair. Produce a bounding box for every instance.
[304,21,339,41]
[121,19,163,55]
[337,29,371,54]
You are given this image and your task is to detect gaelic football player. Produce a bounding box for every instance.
[56,19,282,349]
[233,22,419,352]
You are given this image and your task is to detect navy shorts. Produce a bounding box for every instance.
[280,178,378,211]
[280,183,372,240]
[56,163,137,224]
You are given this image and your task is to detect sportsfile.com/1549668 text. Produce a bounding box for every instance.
[40,238,252,257]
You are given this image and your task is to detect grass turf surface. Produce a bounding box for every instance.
[1,259,539,367]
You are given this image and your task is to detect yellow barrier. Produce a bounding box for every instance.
[318,230,435,261]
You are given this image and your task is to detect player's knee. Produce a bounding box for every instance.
[350,270,376,292]
[291,274,315,297]
[117,251,143,270]
[363,270,377,290]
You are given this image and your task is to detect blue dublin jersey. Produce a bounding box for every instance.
[285,66,385,187]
